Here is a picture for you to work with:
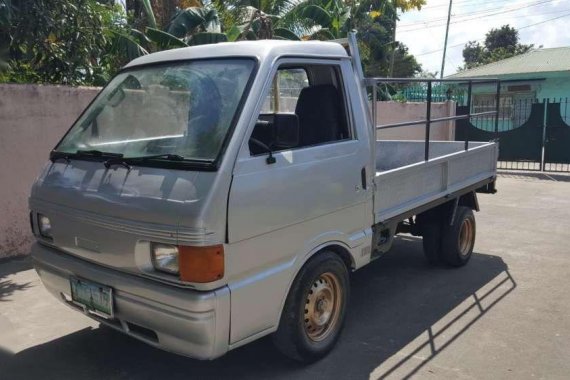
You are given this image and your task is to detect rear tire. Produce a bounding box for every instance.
[272,251,349,363]
[441,206,476,267]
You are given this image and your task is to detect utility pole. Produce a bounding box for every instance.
[388,0,397,77]
[440,0,453,78]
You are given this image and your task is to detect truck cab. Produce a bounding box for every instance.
[30,36,497,362]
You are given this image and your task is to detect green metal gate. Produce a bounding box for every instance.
[544,100,570,172]
[456,98,570,172]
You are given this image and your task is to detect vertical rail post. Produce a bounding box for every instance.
[494,80,501,139]
[541,98,548,172]
[465,80,472,151]
[425,81,432,161]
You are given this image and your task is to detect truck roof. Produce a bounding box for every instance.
[125,39,349,68]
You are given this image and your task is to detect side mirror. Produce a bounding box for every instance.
[273,114,299,149]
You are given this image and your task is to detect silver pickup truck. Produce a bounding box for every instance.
[29,33,498,362]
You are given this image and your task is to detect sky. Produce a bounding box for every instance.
[396,0,570,76]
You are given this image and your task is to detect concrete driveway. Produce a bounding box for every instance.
[1,173,570,379]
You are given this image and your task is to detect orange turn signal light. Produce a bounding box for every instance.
[179,244,224,283]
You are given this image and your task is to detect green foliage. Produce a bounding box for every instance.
[461,24,533,70]
[2,0,125,85]
[0,0,426,86]
[355,2,421,78]
[166,7,221,38]
[0,61,40,83]
[188,32,228,45]
[140,0,157,28]
[146,27,188,49]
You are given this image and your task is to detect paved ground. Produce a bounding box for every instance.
[1,172,570,380]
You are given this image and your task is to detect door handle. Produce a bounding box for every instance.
[361,167,367,190]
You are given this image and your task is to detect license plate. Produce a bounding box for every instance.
[70,277,113,318]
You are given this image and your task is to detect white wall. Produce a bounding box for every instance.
[0,84,100,257]
[375,101,456,141]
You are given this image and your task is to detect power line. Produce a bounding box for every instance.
[414,11,570,57]
[401,0,551,25]
[398,0,557,29]
[421,0,519,10]
[399,8,570,33]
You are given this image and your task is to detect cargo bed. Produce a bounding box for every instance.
[373,140,498,222]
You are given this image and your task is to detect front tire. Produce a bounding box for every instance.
[272,251,349,363]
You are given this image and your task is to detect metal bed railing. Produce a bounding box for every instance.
[366,78,501,162]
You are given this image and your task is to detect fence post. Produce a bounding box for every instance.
[494,81,501,139]
[541,98,548,172]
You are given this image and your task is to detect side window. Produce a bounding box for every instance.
[250,64,351,156]
[261,68,309,113]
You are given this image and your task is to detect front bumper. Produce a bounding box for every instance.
[31,243,230,360]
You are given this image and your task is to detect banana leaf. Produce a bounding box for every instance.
[273,27,300,40]
[188,32,228,46]
[146,27,188,49]
[166,7,221,38]
[300,5,332,27]
[138,0,157,29]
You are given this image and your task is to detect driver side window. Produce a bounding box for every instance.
[261,68,309,114]
[249,64,351,156]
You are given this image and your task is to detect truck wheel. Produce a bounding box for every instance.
[441,206,476,267]
[422,222,442,264]
[272,251,349,363]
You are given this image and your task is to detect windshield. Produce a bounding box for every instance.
[56,59,255,163]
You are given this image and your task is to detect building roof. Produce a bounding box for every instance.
[447,47,570,78]
[126,40,348,68]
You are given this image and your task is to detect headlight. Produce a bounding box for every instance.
[38,214,52,239]
[151,243,179,274]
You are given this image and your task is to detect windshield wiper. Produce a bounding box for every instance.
[127,154,185,162]
[50,149,123,164]
[76,150,123,158]
[103,154,186,170]
[50,151,71,164]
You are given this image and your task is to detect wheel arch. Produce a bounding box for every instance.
[459,191,480,212]
[274,241,354,329]
[322,243,355,271]
[417,191,480,230]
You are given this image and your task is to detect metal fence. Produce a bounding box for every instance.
[400,83,465,103]
[455,97,570,173]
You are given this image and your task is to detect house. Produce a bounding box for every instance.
[446,47,570,131]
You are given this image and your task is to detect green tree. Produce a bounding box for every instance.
[461,25,533,70]
[353,0,424,78]
[1,0,426,85]
[1,0,124,85]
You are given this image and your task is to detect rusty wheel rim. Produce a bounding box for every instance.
[459,218,474,257]
[303,272,342,342]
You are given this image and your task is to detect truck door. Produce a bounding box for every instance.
[226,59,373,344]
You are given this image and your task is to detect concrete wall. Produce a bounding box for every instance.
[375,101,456,141]
[0,85,456,258]
[0,84,100,257]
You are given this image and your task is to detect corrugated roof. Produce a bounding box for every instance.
[446,47,570,78]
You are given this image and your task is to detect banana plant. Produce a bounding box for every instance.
[113,1,228,62]
[212,0,302,41]
[288,0,351,40]
[139,0,157,28]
